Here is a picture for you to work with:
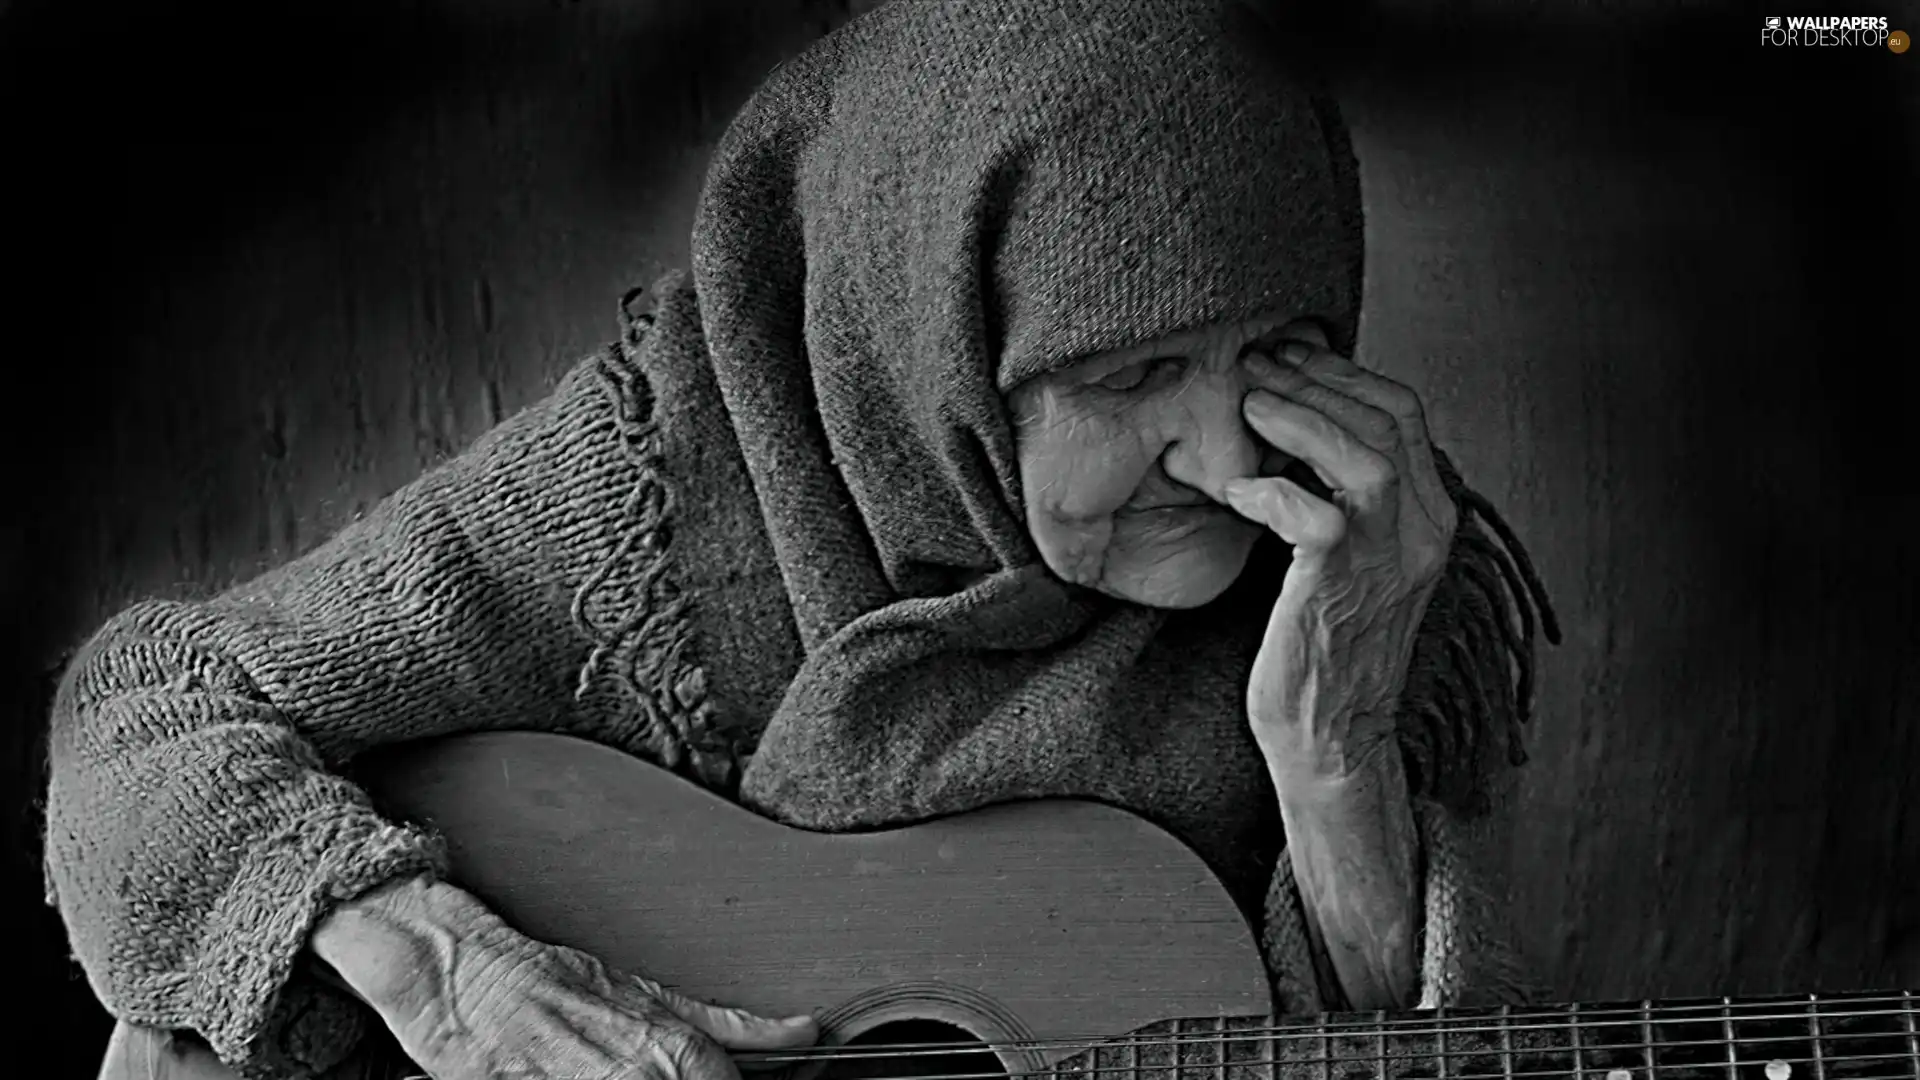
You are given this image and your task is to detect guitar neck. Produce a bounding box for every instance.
[1063,991,1920,1080]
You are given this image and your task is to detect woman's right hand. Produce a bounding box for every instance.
[312,876,819,1080]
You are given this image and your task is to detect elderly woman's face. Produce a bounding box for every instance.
[1008,314,1328,609]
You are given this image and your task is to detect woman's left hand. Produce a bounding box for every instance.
[1222,328,1458,784]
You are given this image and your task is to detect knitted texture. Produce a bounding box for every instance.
[671,0,1553,994]
[44,359,683,1077]
[44,1,1557,1076]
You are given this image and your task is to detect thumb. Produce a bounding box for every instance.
[640,979,820,1052]
[1222,475,1348,555]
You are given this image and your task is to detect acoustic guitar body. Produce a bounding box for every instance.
[100,731,1274,1080]
[96,733,1920,1080]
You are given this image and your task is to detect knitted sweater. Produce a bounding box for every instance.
[45,327,1532,1079]
[46,3,1556,1077]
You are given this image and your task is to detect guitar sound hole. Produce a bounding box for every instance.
[818,1019,1005,1080]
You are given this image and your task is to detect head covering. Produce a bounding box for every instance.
[695,0,1362,625]
[619,0,1556,912]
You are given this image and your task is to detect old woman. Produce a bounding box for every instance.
[49,1,1558,1077]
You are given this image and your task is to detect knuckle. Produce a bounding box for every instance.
[623,1032,698,1080]
[1279,340,1319,366]
[1354,372,1427,428]
[639,1021,711,1068]
[1381,381,1423,419]
[1306,504,1348,547]
[1412,551,1447,583]
[1364,408,1401,446]
[1408,535,1448,576]
[551,943,615,987]
[1298,354,1343,378]
[705,1006,754,1040]
[1356,451,1398,493]
[681,1040,741,1080]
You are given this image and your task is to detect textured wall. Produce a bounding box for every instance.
[6,1,1917,1074]
[1339,23,1920,993]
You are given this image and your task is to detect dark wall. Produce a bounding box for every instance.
[6,1,1917,1075]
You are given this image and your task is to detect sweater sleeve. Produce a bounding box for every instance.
[1257,768,1534,1017]
[1407,761,1536,1009]
[1264,763,1536,1012]
[43,343,688,1079]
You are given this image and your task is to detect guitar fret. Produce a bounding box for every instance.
[1317,1014,1331,1080]
[1571,1002,1587,1080]
[1375,1010,1389,1080]
[1212,1012,1225,1080]
[1721,998,1739,1080]
[1640,999,1657,1080]
[1807,994,1826,1080]
[1500,1004,1517,1080]
[1904,990,1919,1080]
[1034,988,1920,1080]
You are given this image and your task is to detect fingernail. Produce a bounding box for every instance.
[1279,340,1315,364]
[1242,351,1280,377]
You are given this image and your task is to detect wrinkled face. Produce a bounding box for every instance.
[1008,314,1328,609]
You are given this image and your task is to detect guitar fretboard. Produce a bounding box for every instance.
[1048,991,1920,1080]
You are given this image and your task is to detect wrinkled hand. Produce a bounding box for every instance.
[1222,323,1458,783]
[372,890,818,1080]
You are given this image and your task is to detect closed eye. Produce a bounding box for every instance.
[1095,356,1184,392]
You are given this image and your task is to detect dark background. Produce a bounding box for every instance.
[5,1,1917,1075]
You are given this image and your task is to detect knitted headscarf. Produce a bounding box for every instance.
[607,0,1558,914]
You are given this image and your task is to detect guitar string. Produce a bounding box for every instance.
[733,1021,1920,1069]
[748,1053,1904,1076]
[733,1049,1918,1080]
[391,1050,1920,1080]
[730,1000,1920,1062]
[377,999,1920,1078]
[731,1049,1920,1080]
[725,999,1912,1060]
[768,1053,1909,1080]
[383,1006,1920,1079]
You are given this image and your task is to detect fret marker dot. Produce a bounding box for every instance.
[1766,1062,1792,1080]
[1606,1070,1632,1080]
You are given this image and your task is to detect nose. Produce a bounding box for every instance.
[1157,365,1259,501]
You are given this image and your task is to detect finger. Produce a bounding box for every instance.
[1279,337,1360,380]
[640,979,819,1052]
[1241,317,1330,360]
[1299,362,1451,524]
[1244,350,1400,455]
[616,1026,738,1080]
[1274,318,1330,351]
[1253,344,1455,538]
[1221,474,1347,555]
[1241,391,1399,529]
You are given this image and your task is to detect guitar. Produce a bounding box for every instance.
[100,732,1920,1080]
